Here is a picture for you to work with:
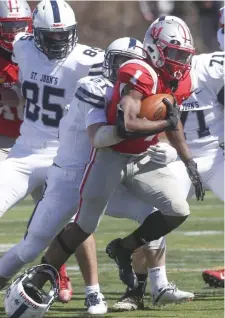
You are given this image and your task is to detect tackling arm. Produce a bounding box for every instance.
[88,122,124,148]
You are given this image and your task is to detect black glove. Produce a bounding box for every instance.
[185,159,205,201]
[162,97,180,130]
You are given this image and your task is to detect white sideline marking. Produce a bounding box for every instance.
[191,204,223,210]
[178,230,224,236]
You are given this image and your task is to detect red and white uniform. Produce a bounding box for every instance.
[0,52,22,138]
[107,59,194,154]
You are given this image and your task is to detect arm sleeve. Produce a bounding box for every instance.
[74,79,107,127]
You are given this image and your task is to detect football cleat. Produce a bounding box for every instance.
[58,264,73,303]
[84,292,108,315]
[112,287,144,311]
[202,268,224,288]
[106,238,138,290]
[152,283,194,305]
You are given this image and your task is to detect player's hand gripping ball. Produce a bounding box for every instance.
[139,94,174,121]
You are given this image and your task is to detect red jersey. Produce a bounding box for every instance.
[0,48,22,138]
[107,59,194,154]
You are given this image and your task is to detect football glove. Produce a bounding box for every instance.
[147,142,177,165]
[163,97,180,130]
[185,158,205,201]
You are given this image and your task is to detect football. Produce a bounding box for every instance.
[139,94,174,121]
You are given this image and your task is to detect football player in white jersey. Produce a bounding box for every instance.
[0,0,104,303]
[201,5,224,288]
[1,37,145,317]
[111,12,224,309]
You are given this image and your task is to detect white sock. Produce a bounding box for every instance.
[148,265,169,294]
[85,284,100,297]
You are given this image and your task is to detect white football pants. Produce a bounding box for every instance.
[0,136,58,217]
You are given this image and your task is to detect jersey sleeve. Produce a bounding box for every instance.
[194,53,225,97]
[75,77,108,128]
[207,53,224,96]
[118,59,158,97]
[75,78,106,109]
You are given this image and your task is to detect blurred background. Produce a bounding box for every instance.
[29,1,224,53]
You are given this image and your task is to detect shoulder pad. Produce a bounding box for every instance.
[194,52,224,80]
[118,59,158,96]
[12,32,34,64]
[193,52,224,95]
[72,44,104,68]
[13,32,33,45]
[75,76,110,108]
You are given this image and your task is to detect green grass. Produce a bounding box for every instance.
[0,193,223,317]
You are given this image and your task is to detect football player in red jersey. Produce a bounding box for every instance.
[25,16,205,294]
[0,0,31,160]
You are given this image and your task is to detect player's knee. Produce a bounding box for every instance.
[76,201,104,233]
[77,217,98,234]
[170,197,190,217]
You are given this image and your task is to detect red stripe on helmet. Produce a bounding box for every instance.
[8,0,12,12]
[15,0,19,12]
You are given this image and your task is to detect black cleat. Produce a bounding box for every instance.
[106,238,138,289]
[112,287,144,311]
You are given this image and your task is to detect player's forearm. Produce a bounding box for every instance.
[125,117,169,134]
[88,123,124,148]
[121,94,170,134]
[166,120,193,162]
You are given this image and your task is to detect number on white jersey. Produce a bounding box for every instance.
[209,54,224,67]
[22,81,65,128]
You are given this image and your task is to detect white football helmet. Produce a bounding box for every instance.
[103,37,146,82]
[4,265,59,318]
[143,16,195,81]
[0,0,32,52]
[32,0,78,59]
[217,7,224,50]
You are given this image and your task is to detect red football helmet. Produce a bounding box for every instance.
[0,0,32,52]
[143,16,195,82]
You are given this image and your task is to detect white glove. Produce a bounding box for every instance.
[147,142,177,165]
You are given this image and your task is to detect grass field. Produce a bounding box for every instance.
[0,192,223,318]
